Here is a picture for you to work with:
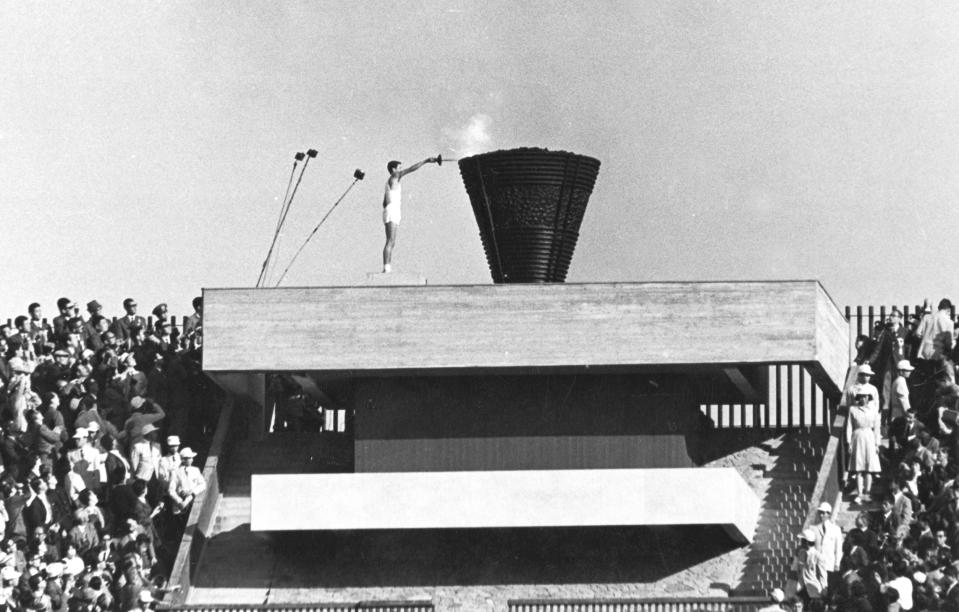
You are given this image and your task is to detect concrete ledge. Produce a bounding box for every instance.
[250,467,760,544]
[365,272,428,285]
[202,281,849,396]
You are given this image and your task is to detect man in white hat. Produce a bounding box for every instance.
[168,447,205,517]
[129,423,162,485]
[156,435,181,499]
[813,501,843,594]
[792,527,827,604]
[757,588,786,611]
[891,359,915,421]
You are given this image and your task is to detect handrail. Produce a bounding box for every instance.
[165,394,237,605]
[801,409,848,532]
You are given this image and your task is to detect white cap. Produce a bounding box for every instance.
[44,562,63,578]
[180,447,197,459]
[72,427,88,439]
[897,359,915,372]
[166,435,180,446]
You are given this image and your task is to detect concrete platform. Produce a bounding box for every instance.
[251,467,760,543]
[202,281,849,396]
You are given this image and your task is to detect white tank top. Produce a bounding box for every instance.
[384,180,401,206]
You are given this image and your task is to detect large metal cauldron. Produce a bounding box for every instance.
[458,148,601,283]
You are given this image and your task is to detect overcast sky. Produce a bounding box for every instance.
[3,1,959,320]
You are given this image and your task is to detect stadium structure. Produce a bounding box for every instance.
[165,149,852,612]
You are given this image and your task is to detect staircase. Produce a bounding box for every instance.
[736,428,828,595]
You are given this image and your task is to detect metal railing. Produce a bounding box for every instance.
[508,597,772,612]
[159,602,434,612]
[845,303,955,339]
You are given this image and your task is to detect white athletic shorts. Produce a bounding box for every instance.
[383,202,401,224]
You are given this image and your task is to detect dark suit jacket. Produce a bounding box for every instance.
[889,416,919,451]
[4,495,27,542]
[52,314,71,340]
[22,496,50,534]
[110,315,146,342]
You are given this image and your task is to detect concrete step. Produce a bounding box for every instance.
[736,429,828,594]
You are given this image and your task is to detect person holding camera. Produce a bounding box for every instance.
[844,364,882,505]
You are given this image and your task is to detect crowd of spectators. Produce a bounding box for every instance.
[0,295,213,611]
[787,298,959,611]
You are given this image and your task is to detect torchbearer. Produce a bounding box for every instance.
[381,156,439,273]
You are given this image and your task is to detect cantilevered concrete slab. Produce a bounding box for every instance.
[202,281,849,394]
[250,467,761,544]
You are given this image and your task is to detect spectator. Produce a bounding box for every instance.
[67,509,99,566]
[81,301,103,344]
[167,448,203,519]
[891,360,915,422]
[26,304,50,350]
[813,501,844,593]
[870,308,911,421]
[86,315,108,352]
[943,564,959,611]
[51,298,77,343]
[22,409,62,472]
[22,478,53,536]
[110,299,146,346]
[155,436,179,504]
[0,294,216,606]
[181,297,202,348]
[62,317,85,358]
[918,298,956,383]
[845,364,882,504]
[128,425,161,488]
[792,527,828,604]
[150,305,168,329]
[122,398,165,443]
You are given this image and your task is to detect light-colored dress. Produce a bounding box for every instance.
[848,404,881,473]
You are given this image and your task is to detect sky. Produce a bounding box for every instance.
[3,1,959,321]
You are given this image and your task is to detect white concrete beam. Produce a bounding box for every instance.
[250,467,760,544]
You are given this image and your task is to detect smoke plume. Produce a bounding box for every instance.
[443,114,493,157]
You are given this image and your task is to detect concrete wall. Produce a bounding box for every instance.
[202,281,849,394]
[352,373,702,472]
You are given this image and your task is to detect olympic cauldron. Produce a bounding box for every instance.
[457,148,601,283]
